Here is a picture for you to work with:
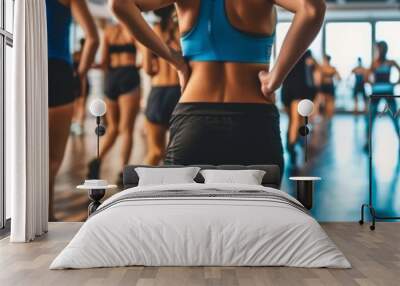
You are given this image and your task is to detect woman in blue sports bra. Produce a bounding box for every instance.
[366,41,400,146]
[110,0,325,175]
[46,0,98,221]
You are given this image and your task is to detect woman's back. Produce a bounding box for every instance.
[176,0,276,103]
[105,24,137,68]
[151,22,180,86]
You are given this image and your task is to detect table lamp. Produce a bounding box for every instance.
[297,99,314,162]
[89,98,107,159]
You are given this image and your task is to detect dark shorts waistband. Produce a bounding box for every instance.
[109,66,139,72]
[172,102,279,117]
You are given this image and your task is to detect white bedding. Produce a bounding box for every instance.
[50,183,351,269]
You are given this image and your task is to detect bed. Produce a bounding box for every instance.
[50,165,350,269]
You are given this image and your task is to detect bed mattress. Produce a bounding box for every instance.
[50,183,350,269]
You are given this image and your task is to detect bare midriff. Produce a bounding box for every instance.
[152,58,180,86]
[106,25,137,69]
[176,0,275,104]
[152,25,180,87]
[110,53,136,69]
[180,62,271,103]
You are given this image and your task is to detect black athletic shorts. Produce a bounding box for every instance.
[281,84,316,108]
[105,66,140,101]
[145,85,181,126]
[164,103,284,177]
[48,59,75,107]
[319,84,335,96]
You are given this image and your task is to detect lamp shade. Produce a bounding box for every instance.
[89,98,107,117]
[297,99,314,117]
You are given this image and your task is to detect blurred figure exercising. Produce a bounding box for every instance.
[47,0,98,221]
[281,50,317,165]
[143,6,181,165]
[366,41,400,147]
[88,23,141,183]
[318,55,340,119]
[351,57,368,114]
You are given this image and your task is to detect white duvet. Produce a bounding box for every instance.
[50,183,350,269]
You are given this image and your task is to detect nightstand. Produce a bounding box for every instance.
[77,180,117,215]
[289,176,321,210]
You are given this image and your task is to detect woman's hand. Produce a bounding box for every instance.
[258,70,279,102]
[170,48,191,92]
[177,64,191,93]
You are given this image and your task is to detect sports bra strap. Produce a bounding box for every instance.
[180,0,275,64]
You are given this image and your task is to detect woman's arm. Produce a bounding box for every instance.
[96,30,110,70]
[335,69,341,81]
[109,0,183,69]
[143,49,160,76]
[366,62,376,84]
[141,25,161,76]
[390,60,400,84]
[259,0,326,99]
[109,0,189,89]
[70,0,99,77]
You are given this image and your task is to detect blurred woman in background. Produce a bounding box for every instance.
[71,38,91,136]
[47,0,98,221]
[351,57,368,114]
[88,23,141,183]
[318,55,340,119]
[367,41,400,145]
[281,50,317,165]
[143,6,181,165]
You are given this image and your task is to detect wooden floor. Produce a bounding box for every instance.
[1,222,400,286]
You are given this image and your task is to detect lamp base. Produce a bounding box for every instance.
[88,189,106,215]
[296,181,313,210]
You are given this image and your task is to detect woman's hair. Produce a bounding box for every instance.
[376,41,388,61]
[154,5,175,31]
[324,54,331,62]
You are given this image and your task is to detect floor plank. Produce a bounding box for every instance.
[1,222,400,286]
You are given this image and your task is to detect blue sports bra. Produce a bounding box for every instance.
[180,0,275,64]
[374,63,391,84]
[46,0,72,64]
[372,62,393,94]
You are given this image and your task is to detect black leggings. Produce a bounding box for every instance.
[105,66,140,101]
[164,103,284,177]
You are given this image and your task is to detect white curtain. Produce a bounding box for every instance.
[7,0,49,242]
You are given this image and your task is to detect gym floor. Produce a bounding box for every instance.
[53,111,400,223]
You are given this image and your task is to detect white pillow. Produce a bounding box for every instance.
[200,169,266,185]
[135,167,201,186]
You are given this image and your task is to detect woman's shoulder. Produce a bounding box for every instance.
[387,59,397,66]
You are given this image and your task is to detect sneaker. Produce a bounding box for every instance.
[87,158,101,179]
[70,122,84,136]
